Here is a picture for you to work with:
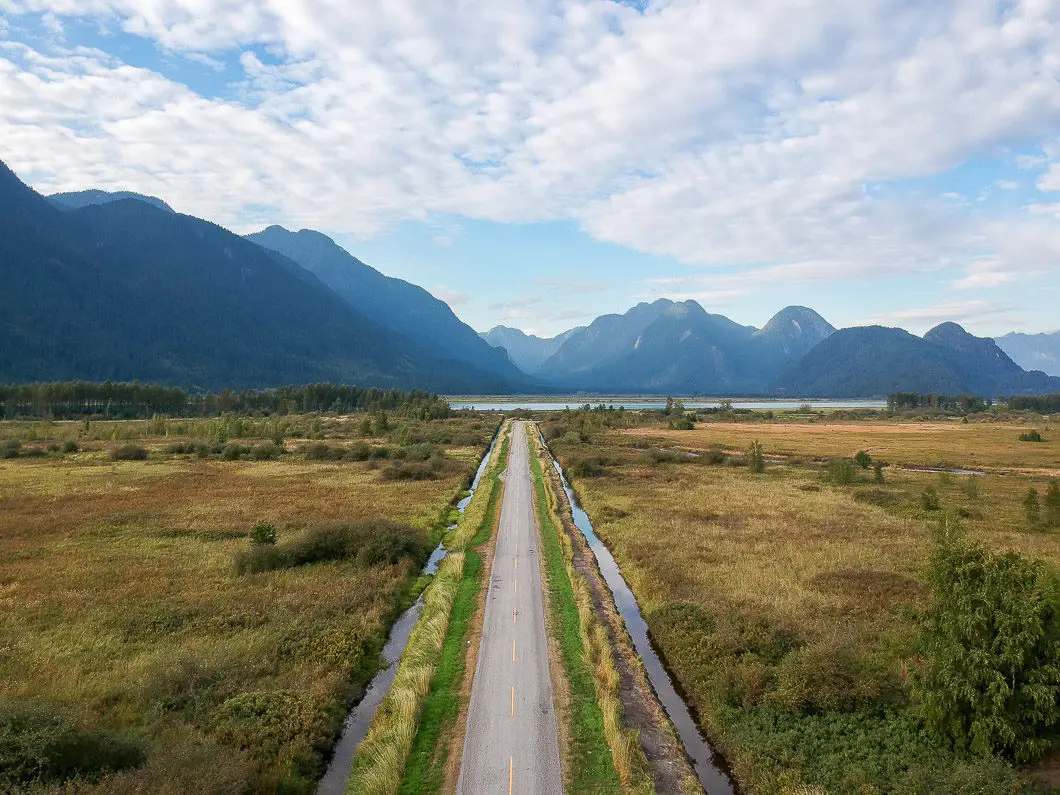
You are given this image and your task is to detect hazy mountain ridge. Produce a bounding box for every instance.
[48,189,175,214]
[478,326,581,373]
[997,331,1060,377]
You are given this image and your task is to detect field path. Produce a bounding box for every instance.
[457,421,563,795]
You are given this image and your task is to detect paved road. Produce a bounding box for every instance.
[458,421,563,795]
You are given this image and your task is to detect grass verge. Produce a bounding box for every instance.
[528,428,638,793]
[347,422,511,795]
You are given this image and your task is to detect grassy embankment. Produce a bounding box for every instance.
[0,414,495,794]
[528,428,652,793]
[546,411,1060,794]
[347,422,512,795]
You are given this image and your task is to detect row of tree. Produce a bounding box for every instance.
[1005,393,1060,413]
[887,393,993,412]
[0,381,451,420]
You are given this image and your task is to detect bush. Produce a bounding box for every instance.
[61,439,79,453]
[913,520,1060,762]
[854,450,872,469]
[249,442,281,461]
[236,521,428,574]
[1018,429,1044,442]
[1024,488,1041,526]
[303,443,343,461]
[568,455,609,478]
[873,461,885,483]
[0,698,144,787]
[1,440,21,458]
[221,443,250,461]
[767,642,879,713]
[1047,480,1060,527]
[249,522,277,545]
[921,486,941,511]
[824,458,857,485]
[111,444,147,461]
[747,440,765,474]
[381,461,441,481]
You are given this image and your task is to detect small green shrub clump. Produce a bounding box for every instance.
[873,461,885,483]
[1018,429,1043,442]
[824,457,857,485]
[747,440,765,474]
[0,698,144,788]
[568,455,612,478]
[111,444,147,461]
[913,519,1060,762]
[1,440,21,459]
[61,439,79,453]
[235,521,428,574]
[249,442,282,461]
[1047,479,1060,527]
[854,450,872,469]
[249,522,277,545]
[1024,488,1041,526]
[920,486,941,512]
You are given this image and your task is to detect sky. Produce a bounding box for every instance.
[1,1,1058,339]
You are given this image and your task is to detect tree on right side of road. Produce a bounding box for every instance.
[913,518,1060,763]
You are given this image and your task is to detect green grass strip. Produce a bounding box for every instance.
[397,427,510,794]
[529,434,623,794]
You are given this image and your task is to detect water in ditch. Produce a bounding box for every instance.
[549,448,736,795]
[316,426,502,795]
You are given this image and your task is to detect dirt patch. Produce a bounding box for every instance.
[546,461,697,795]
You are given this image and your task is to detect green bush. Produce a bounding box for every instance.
[249,522,277,545]
[0,698,144,787]
[249,442,281,461]
[1,440,20,458]
[921,486,941,511]
[111,444,147,461]
[1018,429,1043,442]
[767,642,879,713]
[1047,480,1060,527]
[381,461,441,481]
[303,443,344,461]
[221,443,249,461]
[748,440,765,474]
[824,458,857,485]
[236,521,428,574]
[1024,488,1041,526]
[61,439,79,453]
[913,520,1060,762]
[854,450,872,469]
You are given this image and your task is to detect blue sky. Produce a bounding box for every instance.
[1,2,1058,338]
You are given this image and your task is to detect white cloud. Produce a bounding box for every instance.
[866,300,1015,332]
[1038,164,1060,191]
[430,285,469,307]
[995,179,1019,190]
[1,0,1059,290]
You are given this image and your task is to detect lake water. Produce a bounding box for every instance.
[451,398,887,411]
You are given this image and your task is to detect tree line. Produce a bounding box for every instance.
[0,381,451,420]
[887,393,993,413]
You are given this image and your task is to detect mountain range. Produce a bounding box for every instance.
[1,158,1057,398]
[996,331,1060,377]
[480,304,1060,397]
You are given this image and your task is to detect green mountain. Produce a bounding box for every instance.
[247,225,528,384]
[773,324,1060,397]
[529,300,834,393]
[0,160,521,392]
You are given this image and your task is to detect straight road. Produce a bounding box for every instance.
[458,422,563,795]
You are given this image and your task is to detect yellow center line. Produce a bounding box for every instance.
[511,686,515,716]
[514,558,517,571]
[512,639,517,661]
[514,578,518,595]
[509,756,514,795]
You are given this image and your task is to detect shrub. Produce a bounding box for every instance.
[61,439,79,453]
[568,456,609,478]
[873,461,885,483]
[381,461,439,481]
[249,522,277,545]
[249,442,281,461]
[913,520,1060,762]
[1024,488,1041,526]
[236,521,427,574]
[963,474,980,501]
[824,457,857,485]
[767,641,879,713]
[1,440,21,459]
[1047,480,1060,527]
[747,440,765,474]
[111,444,147,461]
[921,486,941,511]
[1018,429,1043,442]
[0,698,144,787]
[854,450,872,469]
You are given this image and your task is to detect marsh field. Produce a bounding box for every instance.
[0,412,498,794]
[544,407,1060,794]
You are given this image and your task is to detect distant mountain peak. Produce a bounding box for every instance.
[48,189,174,214]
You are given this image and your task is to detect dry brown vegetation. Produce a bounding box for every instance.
[0,414,496,794]
[547,410,1060,794]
